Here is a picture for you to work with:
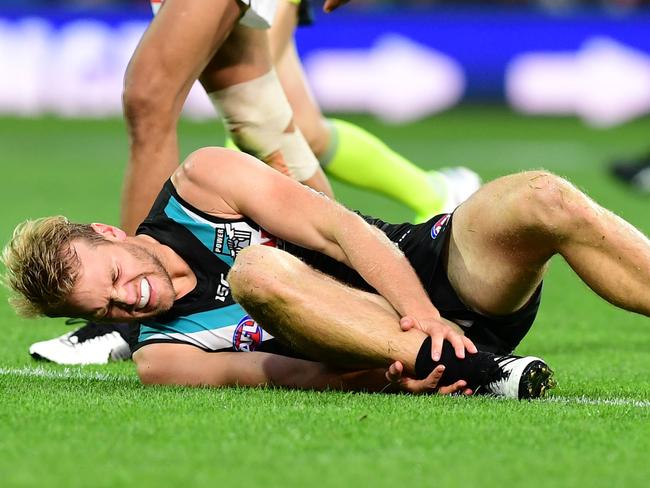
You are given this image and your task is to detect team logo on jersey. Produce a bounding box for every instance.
[213,224,281,257]
[213,225,252,257]
[431,214,451,239]
[232,315,263,352]
[214,273,230,302]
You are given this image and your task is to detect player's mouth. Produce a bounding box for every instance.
[136,277,151,310]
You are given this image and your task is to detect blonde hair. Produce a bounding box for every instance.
[1,216,105,318]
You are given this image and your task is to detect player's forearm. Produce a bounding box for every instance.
[262,355,395,393]
[283,364,397,393]
[323,368,402,393]
[334,215,440,320]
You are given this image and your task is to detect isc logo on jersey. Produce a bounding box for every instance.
[431,214,451,239]
[232,315,264,352]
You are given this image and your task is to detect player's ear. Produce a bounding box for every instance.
[90,223,127,241]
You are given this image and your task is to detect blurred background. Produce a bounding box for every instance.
[1,0,649,226]
[1,0,650,126]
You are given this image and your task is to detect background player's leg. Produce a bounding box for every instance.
[122,0,244,235]
[269,1,478,221]
[201,24,333,197]
[448,170,650,317]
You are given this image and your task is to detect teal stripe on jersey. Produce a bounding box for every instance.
[163,196,236,266]
[139,302,248,340]
[163,196,213,250]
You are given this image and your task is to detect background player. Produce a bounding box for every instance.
[259,0,480,223]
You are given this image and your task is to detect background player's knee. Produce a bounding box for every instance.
[123,62,177,141]
[209,70,319,181]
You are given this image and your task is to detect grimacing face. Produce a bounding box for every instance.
[65,237,176,321]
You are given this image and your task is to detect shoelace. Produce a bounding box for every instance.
[68,331,122,347]
[64,318,123,344]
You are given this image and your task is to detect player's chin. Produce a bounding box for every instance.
[135,302,173,320]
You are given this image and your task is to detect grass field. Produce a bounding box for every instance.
[1,108,649,488]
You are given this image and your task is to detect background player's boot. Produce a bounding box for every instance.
[29,320,133,365]
[478,355,556,400]
[414,167,481,223]
[610,152,650,192]
[437,167,482,213]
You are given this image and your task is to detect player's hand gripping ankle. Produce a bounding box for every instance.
[399,316,477,361]
[386,362,473,395]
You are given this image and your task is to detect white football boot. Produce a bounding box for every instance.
[29,321,132,365]
[437,167,482,214]
[479,355,556,400]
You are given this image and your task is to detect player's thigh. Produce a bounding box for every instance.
[446,172,551,316]
[199,24,274,91]
[127,0,243,94]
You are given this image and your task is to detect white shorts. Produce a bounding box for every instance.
[150,0,278,29]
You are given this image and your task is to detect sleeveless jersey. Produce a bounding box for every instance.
[133,180,296,356]
[135,182,541,356]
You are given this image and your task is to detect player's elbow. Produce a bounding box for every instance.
[133,347,180,386]
[135,358,168,386]
[263,355,333,391]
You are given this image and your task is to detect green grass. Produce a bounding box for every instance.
[1,107,649,488]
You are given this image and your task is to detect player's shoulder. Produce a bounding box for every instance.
[179,146,266,181]
[171,146,258,217]
[184,146,241,172]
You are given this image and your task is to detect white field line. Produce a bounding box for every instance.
[0,365,139,383]
[544,395,650,409]
[1,366,649,407]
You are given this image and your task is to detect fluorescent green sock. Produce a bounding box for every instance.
[321,119,448,221]
[223,136,238,151]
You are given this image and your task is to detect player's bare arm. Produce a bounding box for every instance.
[133,342,468,394]
[173,147,477,359]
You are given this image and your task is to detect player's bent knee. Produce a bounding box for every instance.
[123,89,166,126]
[123,71,177,131]
[511,171,590,234]
[229,246,299,306]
